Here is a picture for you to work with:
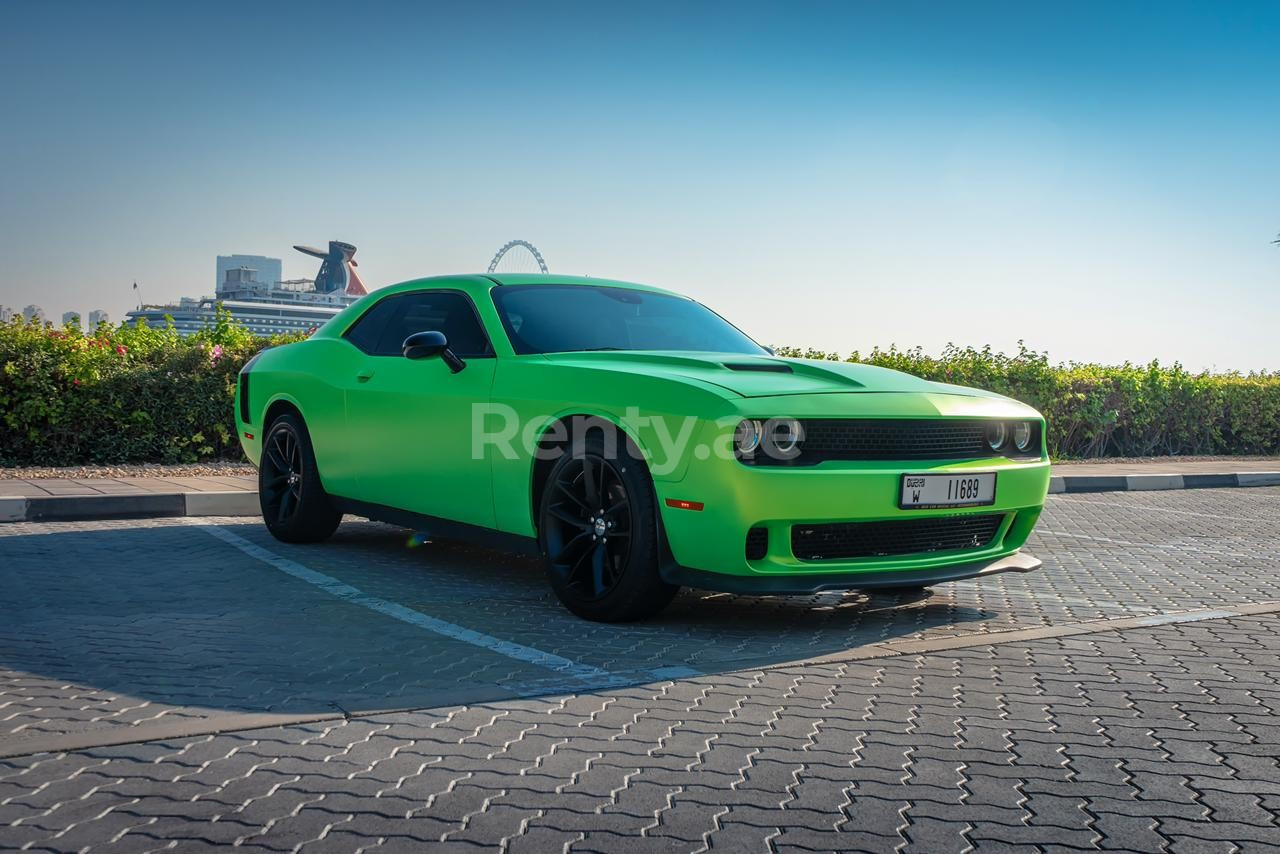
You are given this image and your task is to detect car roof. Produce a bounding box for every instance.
[313,273,687,340]
[370,273,683,299]
[483,273,679,295]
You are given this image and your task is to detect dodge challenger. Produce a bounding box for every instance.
[235,274,1050,621]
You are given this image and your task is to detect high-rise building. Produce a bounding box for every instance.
[217,254,282,290]
[62,311,82,330]
[0,305,11,322]
[22,305,45,324]
[88,309,109,329]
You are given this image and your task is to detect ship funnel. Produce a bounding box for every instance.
[295,241,366,296]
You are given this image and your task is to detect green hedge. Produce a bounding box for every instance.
[775,343,1280,459]
[0,310,302,466]
[0,314,1275,465]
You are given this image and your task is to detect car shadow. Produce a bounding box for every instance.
[0,519,1007,728]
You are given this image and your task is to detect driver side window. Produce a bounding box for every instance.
[344,291,493,358]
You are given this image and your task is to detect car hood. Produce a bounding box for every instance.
[539,351,994,399]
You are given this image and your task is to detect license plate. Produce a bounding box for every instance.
[900,473,996,509]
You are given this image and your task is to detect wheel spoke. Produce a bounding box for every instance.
[581,457,600,507]
[273,432,290,464]
[548,504,591,530]
[552,531,592,564]
[277,487,295,523]
[554,481,590,513]
[265,443,288,473]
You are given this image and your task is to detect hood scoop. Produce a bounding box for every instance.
[723,362,792,373]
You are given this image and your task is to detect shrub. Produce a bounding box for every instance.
[774,342,1280,458]
[0,309,306,465]
[0,314,1274,464]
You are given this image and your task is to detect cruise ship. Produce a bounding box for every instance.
[126,242,368,337]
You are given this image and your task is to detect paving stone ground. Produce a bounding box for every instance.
[2,488,1279,851]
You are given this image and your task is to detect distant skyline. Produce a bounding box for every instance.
[1,2,1277,371]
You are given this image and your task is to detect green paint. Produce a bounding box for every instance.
[236,274,1049,585]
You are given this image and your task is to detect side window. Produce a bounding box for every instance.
[357,291,492,358]
[342,298,398,354]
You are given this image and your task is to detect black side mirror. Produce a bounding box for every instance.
[402,330,465,373]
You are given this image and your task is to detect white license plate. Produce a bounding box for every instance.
[900,473,996,509]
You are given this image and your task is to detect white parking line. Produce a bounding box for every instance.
[189,520,623,685]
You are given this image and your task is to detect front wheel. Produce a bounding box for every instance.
[259,412,341,544]
[538,436,678,622]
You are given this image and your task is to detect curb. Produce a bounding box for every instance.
[0,491,259,523]
[1048,471,1280,494]
[1,473,1278,523]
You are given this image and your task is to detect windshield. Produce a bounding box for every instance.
[491,285,768,356]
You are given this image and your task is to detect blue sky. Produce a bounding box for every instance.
[1,1,1277,370]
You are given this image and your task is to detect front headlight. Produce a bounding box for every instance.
[1013,421,1034,452]
[985,422,1008,452]
[734,419,762,455]
[763,417,803,458]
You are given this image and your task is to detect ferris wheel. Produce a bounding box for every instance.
[487,239,549,274]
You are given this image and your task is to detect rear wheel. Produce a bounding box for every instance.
[259,412,341,543]
[538,435,678,622]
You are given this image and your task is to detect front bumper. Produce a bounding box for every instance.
[662,550,1042,595]
[654,449,1051,585]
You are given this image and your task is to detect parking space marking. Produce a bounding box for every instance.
[189,520,625,685]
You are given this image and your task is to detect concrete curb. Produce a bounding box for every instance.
[1,472,1278,523]
[1048,471,1280,494]
[0,491,259,523]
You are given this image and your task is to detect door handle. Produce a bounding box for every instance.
[356,369,374,382]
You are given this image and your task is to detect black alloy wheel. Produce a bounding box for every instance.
[539,436,678,621]
[261,424,303,525]
[544,453,633,600]
[259,413,342,543]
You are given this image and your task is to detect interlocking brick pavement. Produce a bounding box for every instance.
[2,488,1280,850]
[1,616,1279,851]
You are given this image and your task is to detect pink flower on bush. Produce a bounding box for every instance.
[116,345,128,355]
[210,344,223,365]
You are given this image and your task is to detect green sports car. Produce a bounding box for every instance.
[235,274,1050,621]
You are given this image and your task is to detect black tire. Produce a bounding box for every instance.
[259,412,342,544]
[538,434,679,622]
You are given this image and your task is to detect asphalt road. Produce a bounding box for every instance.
[2,488,1279,851]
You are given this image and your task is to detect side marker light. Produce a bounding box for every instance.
[664,498,705,511]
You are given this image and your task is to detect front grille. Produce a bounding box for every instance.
[791,514,1004,561]
[743,419,1040,465]
[745,527,768,560]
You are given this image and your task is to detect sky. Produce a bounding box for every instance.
[1,1,1277,371]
